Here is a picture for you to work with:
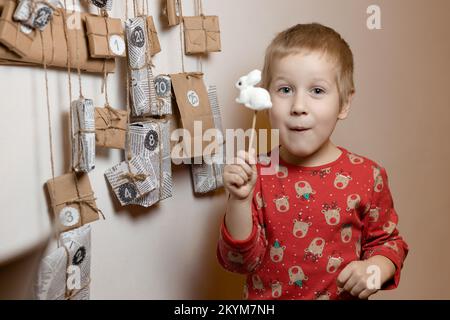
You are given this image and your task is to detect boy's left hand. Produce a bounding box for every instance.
[336,256,396,300]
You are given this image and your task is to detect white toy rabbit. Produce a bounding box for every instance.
[235,69,272,110]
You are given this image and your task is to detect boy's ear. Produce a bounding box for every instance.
[337,91,355,120]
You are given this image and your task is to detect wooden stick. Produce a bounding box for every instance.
[248,110,257,158]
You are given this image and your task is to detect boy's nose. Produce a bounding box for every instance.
[290,94,308,116]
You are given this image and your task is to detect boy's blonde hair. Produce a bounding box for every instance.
[261,23,355,108]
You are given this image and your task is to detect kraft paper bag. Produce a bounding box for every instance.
[0,0,115,73]
[0,0,35,57]
[183,15,221,54]
[94,105,127,149]
[85,15,126,58]
[170,72,218,159]
[46,173,103,233]
[146,16,161,56]
[164,0,180,26]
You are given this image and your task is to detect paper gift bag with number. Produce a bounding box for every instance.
[46,173,102,233]
[125,16,161,116]
[127,119,173,207]
[35,226,91,300]
[94,105,127,149]
[104,155,157,206]
[183,15,221,55]
[71,97,95,172]
[85,15,126,58]
[170,72,218,159]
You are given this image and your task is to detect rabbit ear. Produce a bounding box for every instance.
[246,69,262,85]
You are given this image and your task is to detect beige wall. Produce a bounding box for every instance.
[0,0,449,299]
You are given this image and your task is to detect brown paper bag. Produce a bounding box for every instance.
[183,15,221,54]
[46,172,102,233]
[85,15,126,58]
[0,0,36,57]
[0,0,115,73]
[95,105,127,149]
[146,16,161,56]
[165,0,180,26]
[170,72,218,159]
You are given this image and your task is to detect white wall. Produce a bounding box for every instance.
[1,0,449,299]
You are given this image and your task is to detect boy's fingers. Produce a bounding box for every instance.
[233,158,253,177]
[228,166,249,182]
[337,263,354,288]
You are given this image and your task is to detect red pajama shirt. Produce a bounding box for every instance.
[217,146,408,300]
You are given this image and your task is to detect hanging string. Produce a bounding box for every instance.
[72,0,83,98]
[63,0,74,173]
[39,30,59,244]
[177,0,185,72]
[194,0,203,73]
[125,0,132,162]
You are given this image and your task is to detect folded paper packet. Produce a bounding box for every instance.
[71,97,95,173]
[191,142,225,194]
[146,16,161,56]
[85,15,126,58]
[95,105,127,149]
[127,119,173,207]
[164,0,180,26]
[126,16,158,116]
[34,226,91,300]
[154,74,173,115]
[170,72,218,159]
[13,0,59,31]
[105,155,157,206]
[183,15,221,54]
[91,0,113,11]
[191,85,225,194]
[46,173,102,233]
[0,0,115,73]
[0,0,35,56]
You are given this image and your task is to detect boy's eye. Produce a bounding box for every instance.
[277,86,292,95]
[311,87,325,95]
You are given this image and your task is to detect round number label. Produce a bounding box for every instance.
[59,207,80,227]
[72,246,87,265]
[109,35,126,56]
[118,183,138,204]
[155,77,170,97]
[92,0,108,8]
[144,130,158,151]
[131,26,145,48]
[187,90,200,107]
[33,7,52,29]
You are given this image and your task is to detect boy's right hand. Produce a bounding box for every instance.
[223,149,258,201]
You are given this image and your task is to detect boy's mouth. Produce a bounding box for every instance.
[289,126,310,132]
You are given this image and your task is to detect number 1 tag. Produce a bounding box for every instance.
[109,35,126,56]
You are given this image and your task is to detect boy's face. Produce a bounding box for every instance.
[267,51,351,158]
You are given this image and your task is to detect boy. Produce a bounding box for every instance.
[217,23,408,300]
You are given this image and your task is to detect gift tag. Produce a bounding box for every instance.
[118,183,138,204]
[131,26,146,48]
[155,76,171,97]
[144,130,159,151]
[109,35,126,56]
[187,90,200,107]
[59,207,80,227]
[33,6,52,29]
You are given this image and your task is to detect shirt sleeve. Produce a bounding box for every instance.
[361,165,409,290]
[216,164,268,275]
